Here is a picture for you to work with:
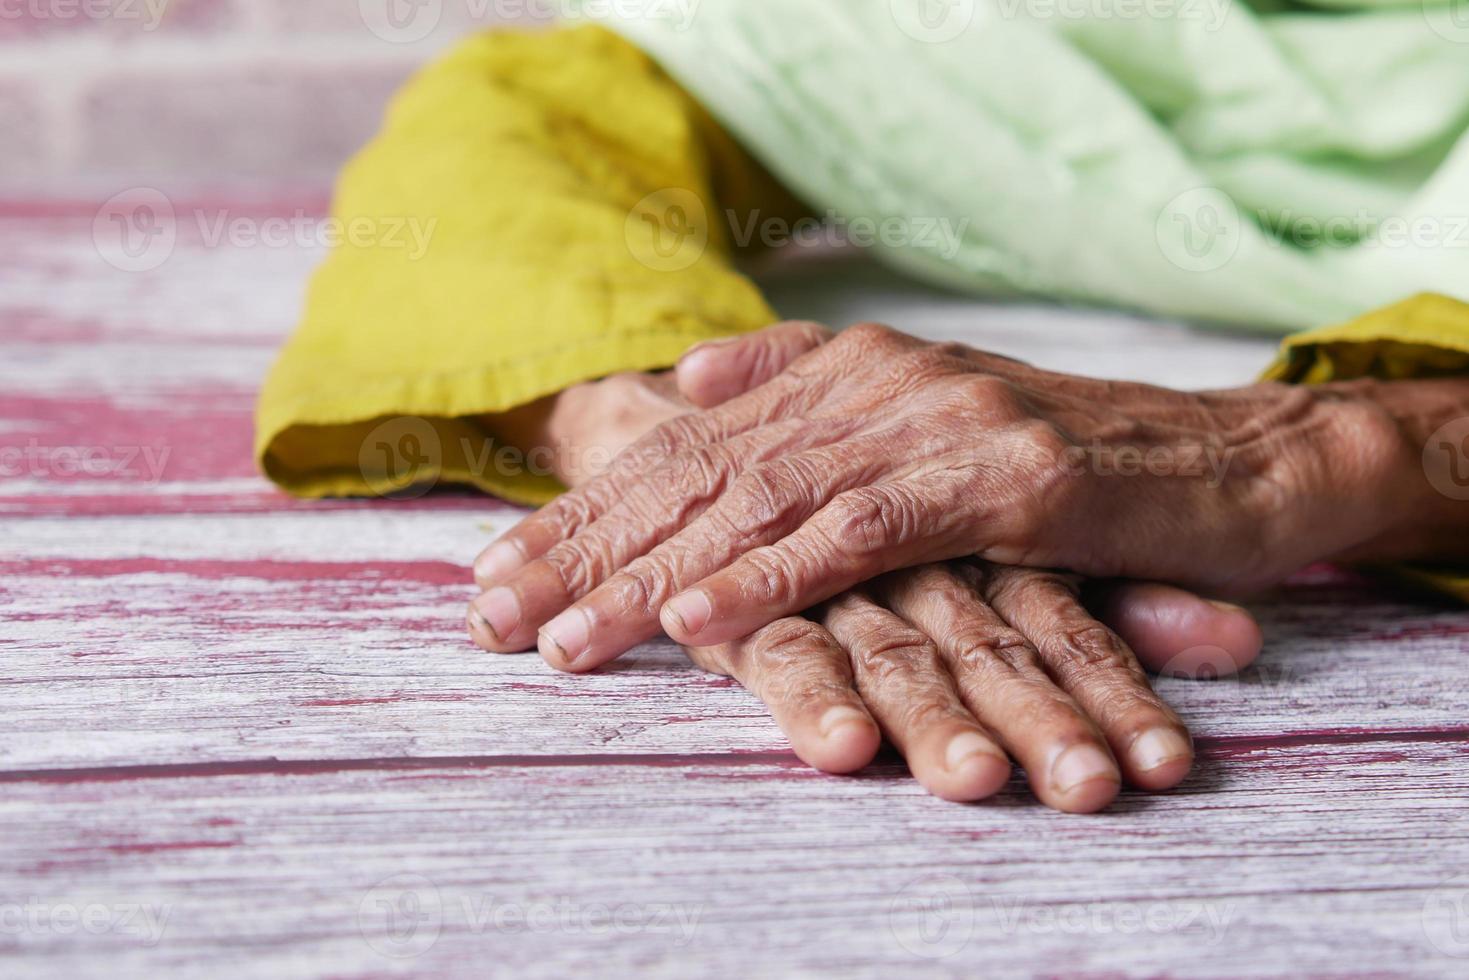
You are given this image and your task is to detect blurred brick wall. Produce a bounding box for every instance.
[0,0,548,185]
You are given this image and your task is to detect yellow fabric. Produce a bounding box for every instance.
[254,25,800,505]
[256,24,1467,599]
[1261,293,1469,602]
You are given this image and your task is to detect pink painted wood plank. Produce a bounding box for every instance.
[2,737,1468,977]
[3,540,1467,769]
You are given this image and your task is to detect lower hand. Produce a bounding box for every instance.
[685,559,1196,811]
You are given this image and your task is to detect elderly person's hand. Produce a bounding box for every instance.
[473,320,1461,674]
[470,353,1265,810]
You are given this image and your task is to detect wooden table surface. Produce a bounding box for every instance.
[3,196,1469,978]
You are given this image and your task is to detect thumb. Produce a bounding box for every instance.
[675,320,833,408]
[1087,581,1263,679]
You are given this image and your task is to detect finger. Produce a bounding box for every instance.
[984,566,1194,792]
[878,565,1121,813]
[474,340,854,590]
[471,435,751,653]
[1086,581,1263,678]
[473,410,779,590]
[536,436,884,671]
[474,420,842,655]
[820,592,1011,802]
[661,480,969,648]
[465,606,539,654]
[676,321,833,408]
[689,618,880,774]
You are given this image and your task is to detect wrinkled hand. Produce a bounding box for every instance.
[474,321,1391,673]
[470,353,1263,809]
[684,559,1203,810]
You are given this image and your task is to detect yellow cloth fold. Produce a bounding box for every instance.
[254,25,798,505]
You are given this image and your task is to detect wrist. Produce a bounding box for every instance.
[1316,377,1469,564]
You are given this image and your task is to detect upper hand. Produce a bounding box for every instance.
[473,321,1392,672]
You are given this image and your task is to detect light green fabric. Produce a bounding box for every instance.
[568,0,1469,332]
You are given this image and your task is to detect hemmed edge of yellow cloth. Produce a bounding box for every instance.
[1261,291,1469,601]
[253,326,744,508]
[1261,292,1469,384]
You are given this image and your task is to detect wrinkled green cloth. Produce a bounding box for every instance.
[569,0,1469,331]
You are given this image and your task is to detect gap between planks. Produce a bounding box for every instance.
[3,726,1467,784]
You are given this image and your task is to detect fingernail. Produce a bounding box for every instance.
[540,607,590,664]
[945,732,1002,772]
[472,587,520,641]
[677,336,738,364]
[818,706,869,739]
[1051,744,1118,794]
[474,540,524,584]
[1130,728,1192,773]
[663,590,712,636]
[1208,599,1246,614]
[467,605,489,636]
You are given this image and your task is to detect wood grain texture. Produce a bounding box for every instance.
[3,200,1468,979]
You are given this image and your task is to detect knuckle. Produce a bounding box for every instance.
[852,631,933,687]
[1016,418,1073,463]
[982,566,1031,607]
[958,374,1021,414]
[725,460,815,540]
[952,627,1040,675]
[826,487,913,554]
[611,556,677,616]
[541,536,618,597]
[987,566,1077,608]
[988,426,1084,545]
[1049,625,1138,677]
[754,616,833,653]
[840,321,899,351]
[650,414,701,454]
[545,491,600,537]
[892,347,946,378]
[622,415,705,475]
[678,442,736,490]
[743,620,849,709]
[892,343,971,383]
[740,546,802,602]
[928,340,972,362]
